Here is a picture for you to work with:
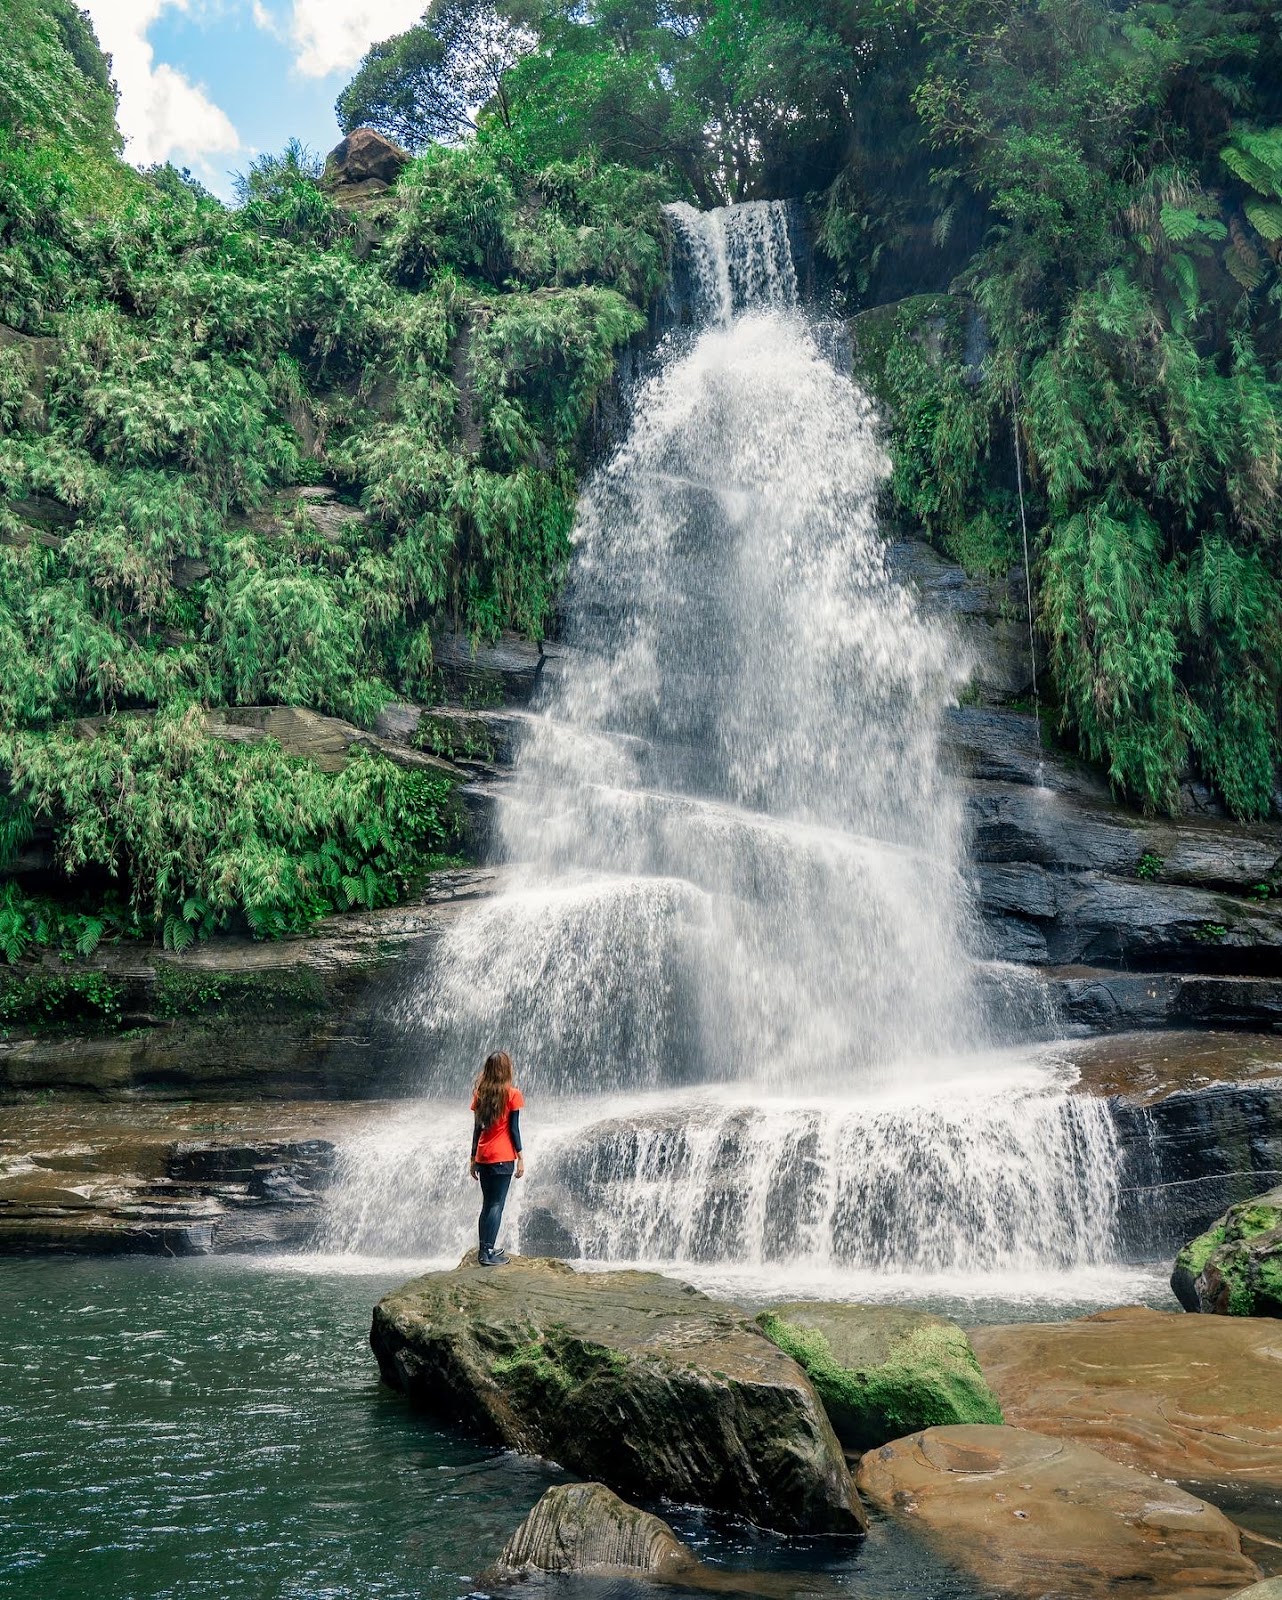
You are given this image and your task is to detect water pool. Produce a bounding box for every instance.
[0,1255,1017,1600]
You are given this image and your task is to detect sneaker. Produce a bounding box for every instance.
[481,1248,510,1266]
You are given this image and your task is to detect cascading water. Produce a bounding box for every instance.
[320,202,1123,1290]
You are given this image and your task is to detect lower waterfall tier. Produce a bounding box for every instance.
[318,1053,1121,1282]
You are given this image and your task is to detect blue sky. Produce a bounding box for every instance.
[82,1,427,201]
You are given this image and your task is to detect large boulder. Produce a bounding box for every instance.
[968,1308,1282,1491]
[757,1303,1002,1452]
[856,1424,1260,1599]
[321,127,410,190]
[1173,1183,1282,1317]
[370,1257,865,1535]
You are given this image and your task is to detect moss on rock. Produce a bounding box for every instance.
[758,1302,1002,1452]
[1172,1184,1282,1317]
[370,1257,865,1535]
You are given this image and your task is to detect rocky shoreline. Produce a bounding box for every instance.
[374,1256,1281,1598]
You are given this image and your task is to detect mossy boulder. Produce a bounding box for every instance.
[757,1303,1002,1452]
[370,1257,865,1536]
[1172,1183,1282,1317]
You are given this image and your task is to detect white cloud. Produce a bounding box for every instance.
[83,1,242,186]
[285,0,425,79]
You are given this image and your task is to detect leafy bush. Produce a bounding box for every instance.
[0,12,669,946]
[0,708,461,948]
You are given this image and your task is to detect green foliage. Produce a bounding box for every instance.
[0,13,671,942]
[1136,851,1163,881]
[0,882,134,963]
[0,966,125,1029]
[153,965,325,1020]
[338,0,533,149]
[385,144,669,299]
[826,0,1282,816]
[0,0,119,163]
[0,708,462,946]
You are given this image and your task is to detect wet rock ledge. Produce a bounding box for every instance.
[0,1100,361,1253]
[0,868,497,1100]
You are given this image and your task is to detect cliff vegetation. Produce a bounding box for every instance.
[3,0,1282,968]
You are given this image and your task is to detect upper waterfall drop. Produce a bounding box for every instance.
[400,200,984,1098]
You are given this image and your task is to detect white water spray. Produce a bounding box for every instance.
[320,203,1121,1286]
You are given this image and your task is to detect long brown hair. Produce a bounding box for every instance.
[474,1050,515,1129]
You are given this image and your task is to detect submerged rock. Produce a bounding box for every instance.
[493,1481,840,1596]
[495,1482,691,1579]
[856,1424,1259,1599]
[757,1302,1002,1452]
[1173,1183,1282,1316]
[370,1257,865,1535]
[968,1308,1282,1492]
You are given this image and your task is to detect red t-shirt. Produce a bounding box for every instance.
[471,1086,524,1164]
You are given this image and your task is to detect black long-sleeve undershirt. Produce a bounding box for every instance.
[471,1108,522,1159]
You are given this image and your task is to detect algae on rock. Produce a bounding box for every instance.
[758,1302,1002,1453]
[370,1257,865,1536]
[1173,1183,1282,1317]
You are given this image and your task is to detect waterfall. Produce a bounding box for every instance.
[319,203,1121,1283]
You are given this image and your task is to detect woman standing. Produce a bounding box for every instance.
[469,1049,524,1266]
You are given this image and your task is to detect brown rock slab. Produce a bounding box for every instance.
[969,1308,1282,1490]
[371,1257,865,1536]
[0,1099,372,1254]
[856,1424,1259,1599]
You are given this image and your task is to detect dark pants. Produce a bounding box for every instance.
[477,1161,514,1252]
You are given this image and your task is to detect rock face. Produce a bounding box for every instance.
[968,1308,1282,1492]
[432,631,563,704]
[495,1482,691,1579]
[0,873,496,1099]
[856,1424,1259,1600]
[757,1303,1002,1453]
[888,539,1034,703]
[0,1100,360,1253]
[370,1257,865,1536]
[1173,1184,1282,1317]
[1063,1031,1282,1254]
[202,704,458,778]
[883,538,1282,1034]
